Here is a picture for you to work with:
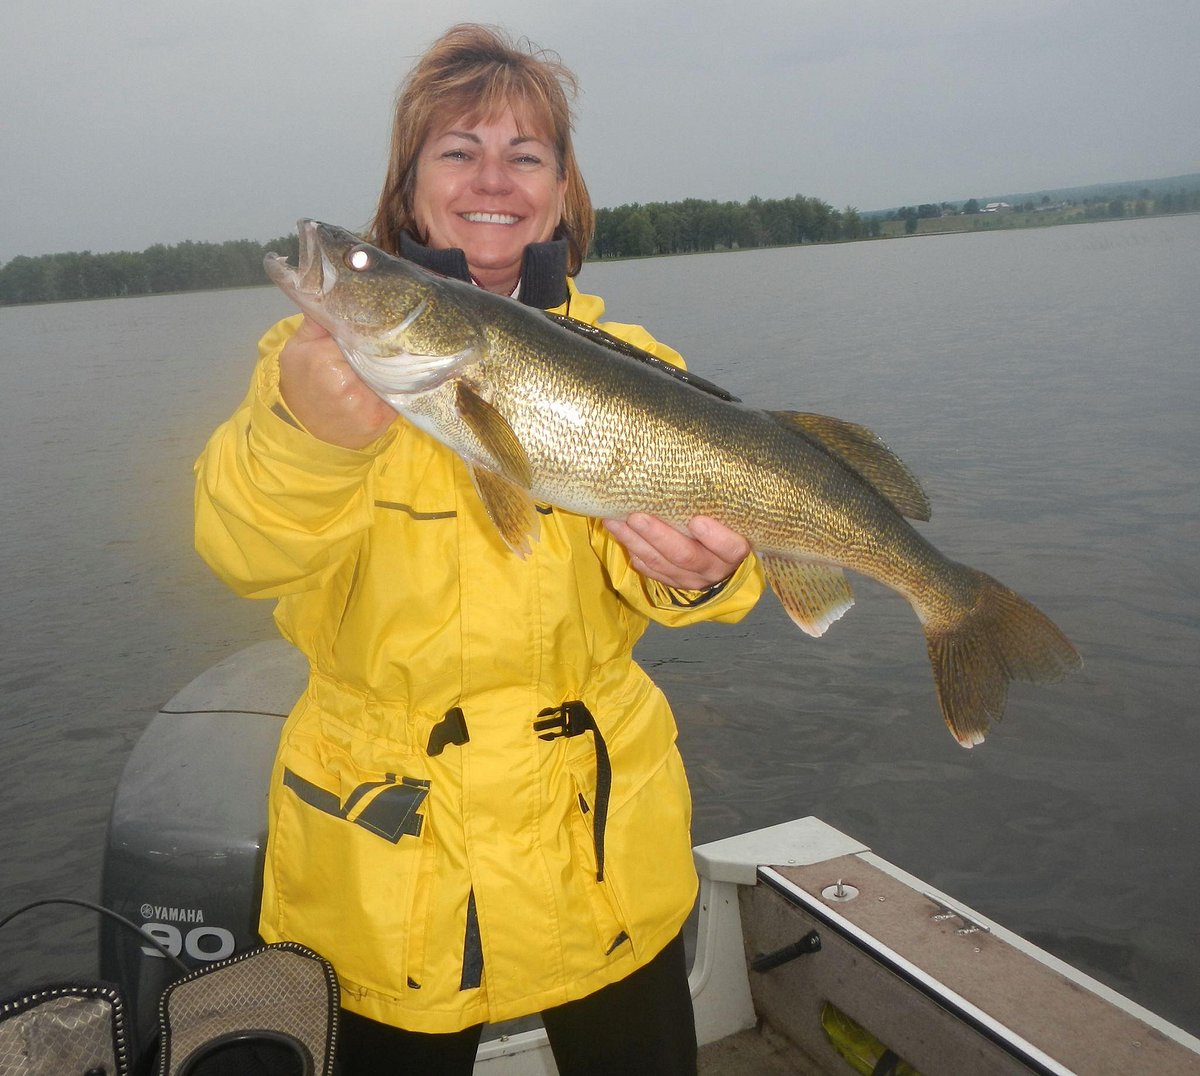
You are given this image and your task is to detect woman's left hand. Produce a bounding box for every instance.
[603,513,751,591]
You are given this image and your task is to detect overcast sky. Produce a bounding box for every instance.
[3,0,1197,262]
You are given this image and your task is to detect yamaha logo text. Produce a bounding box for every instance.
[139,903,206,924]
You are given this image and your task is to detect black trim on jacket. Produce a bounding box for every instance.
[398,232,570,310]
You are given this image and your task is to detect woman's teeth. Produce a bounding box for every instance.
[462,212,519,225]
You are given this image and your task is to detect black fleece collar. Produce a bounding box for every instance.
[398,232,570,310]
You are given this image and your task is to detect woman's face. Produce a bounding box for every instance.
[412,107,567,294]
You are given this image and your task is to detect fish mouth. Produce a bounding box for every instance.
[264,219,324,302]
[263,219,349,331]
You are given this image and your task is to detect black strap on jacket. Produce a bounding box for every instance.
[534,701,611,882]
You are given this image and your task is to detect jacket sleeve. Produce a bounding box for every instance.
[193,316,393,599]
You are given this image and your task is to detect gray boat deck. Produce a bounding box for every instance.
[698,1023,822,1073]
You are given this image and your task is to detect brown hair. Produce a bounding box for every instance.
[369,24,594,275]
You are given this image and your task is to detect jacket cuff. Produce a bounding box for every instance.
[648,552,761,612]
[663,577,730,608]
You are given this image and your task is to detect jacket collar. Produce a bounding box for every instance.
[398,232,570,310]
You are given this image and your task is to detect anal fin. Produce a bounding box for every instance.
[761,554,854,638]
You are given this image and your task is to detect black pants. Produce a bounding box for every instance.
[336,933,697,1075]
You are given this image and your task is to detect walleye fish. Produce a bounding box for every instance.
[265,220,1081,747]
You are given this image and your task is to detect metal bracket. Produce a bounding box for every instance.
[927,898,992,936]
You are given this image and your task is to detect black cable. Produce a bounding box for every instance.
[0,897,191,977]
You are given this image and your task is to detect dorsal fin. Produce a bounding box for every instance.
[769,411,931,521]
[543,313,741,402]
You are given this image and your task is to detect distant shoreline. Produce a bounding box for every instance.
[2,207,1197,307]
[592,208,1199,262]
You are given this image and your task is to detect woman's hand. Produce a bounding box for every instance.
[603,513,750,591]
[278,318,396,449]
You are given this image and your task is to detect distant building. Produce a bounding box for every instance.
[982,202,1012,213]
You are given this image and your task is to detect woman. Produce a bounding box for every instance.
[194,24,763,1074]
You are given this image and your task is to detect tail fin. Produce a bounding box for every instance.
[924,573,1081,747]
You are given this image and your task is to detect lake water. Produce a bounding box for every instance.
[2,215,1198,1036]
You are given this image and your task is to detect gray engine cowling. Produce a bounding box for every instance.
[99,641,306,1060]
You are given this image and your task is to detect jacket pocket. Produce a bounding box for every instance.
[269,741,435,998]
[566,771,633,960]
[601,747,697,956]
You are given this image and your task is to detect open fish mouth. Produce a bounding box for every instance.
[263,220,339,321]
[263,219,383,347]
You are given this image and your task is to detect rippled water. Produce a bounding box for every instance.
[2,215,1197,1034]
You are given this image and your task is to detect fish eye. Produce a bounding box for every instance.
[345,245,374,271]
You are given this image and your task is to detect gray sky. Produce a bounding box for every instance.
[3,0,1197,262]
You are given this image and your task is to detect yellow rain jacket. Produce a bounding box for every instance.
[193,280,763,1033]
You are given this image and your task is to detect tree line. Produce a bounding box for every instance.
[591,195,879,258]
[0,194,873,305]
[1079,186,1200,220]
[3,184,1198,306]
[0,235,300,306]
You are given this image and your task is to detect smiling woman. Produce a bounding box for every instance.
[193,20,761,1076]
[411,112,567,294]
[369,23,594,285]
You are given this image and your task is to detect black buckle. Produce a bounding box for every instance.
[427,707,470,756]
[534,701,595,741]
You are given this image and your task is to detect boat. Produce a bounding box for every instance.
[91,642,1200,1074]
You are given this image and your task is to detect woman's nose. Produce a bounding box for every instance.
[472,154,512,193]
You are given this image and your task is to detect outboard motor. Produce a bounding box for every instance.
[100,641,307,1063]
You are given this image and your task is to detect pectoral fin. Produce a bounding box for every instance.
[769,411,931,522]
[467,465,540,557]
[761,554,854,638]
[455,381,531,488]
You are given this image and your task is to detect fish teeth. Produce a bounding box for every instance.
[462,212,519,225]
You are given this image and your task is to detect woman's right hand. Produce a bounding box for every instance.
[278,318,397,449]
